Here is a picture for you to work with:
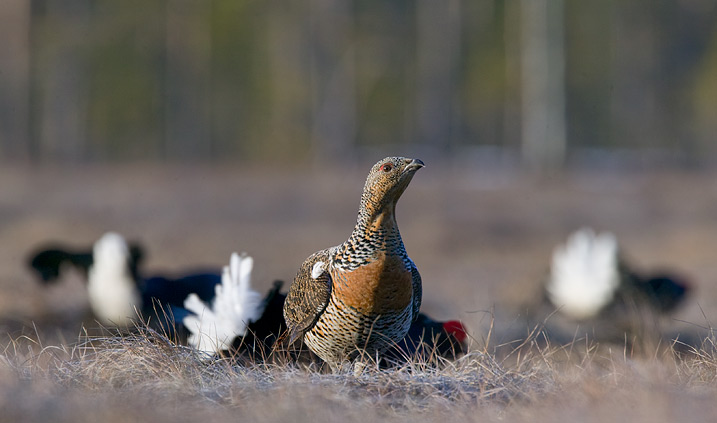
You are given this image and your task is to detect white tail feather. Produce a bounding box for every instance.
[87,232,141,326]
[183,252,264,354]
[546,228,620,320]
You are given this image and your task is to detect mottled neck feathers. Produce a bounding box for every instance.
[333,157,425,270]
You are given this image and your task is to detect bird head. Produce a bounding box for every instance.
[360,157,424,218]
[29,249,66,283]
[442,320,467,344]
[643,274,692,313]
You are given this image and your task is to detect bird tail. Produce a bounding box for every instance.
[87,232,142,326]
[92,232,131,274]
[546,228,620,320]
[183,252,264,354]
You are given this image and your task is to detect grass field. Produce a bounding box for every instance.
[1,160,716,422]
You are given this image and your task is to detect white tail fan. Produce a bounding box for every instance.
[183,252,264,354]
[87,232,141,326]
[546,228,620,320]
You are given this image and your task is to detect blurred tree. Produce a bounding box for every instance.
[520,0,566,170]
[461,1,517,150]
[0,0,31,160]
[691,27,717,156]
[86,0,165,160]
[310,0,356,160]
[0,0,715,165]
[33,0,91,162]
[265,0,312,160]
[415,0,460,152]
[354,0,415,149]
[165,0,212,160]
[564,1,613,151]
[210,0,268,159]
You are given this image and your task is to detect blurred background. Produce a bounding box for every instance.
[1,0,716,166]
[0,1,716,348]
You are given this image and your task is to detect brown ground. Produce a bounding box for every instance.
[1,160,716,421]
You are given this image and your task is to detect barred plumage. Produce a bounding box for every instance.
[283,157,424,370]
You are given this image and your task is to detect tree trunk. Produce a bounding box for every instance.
[520,0,566,170]
[0,0,31,160]
[164,0,212,160]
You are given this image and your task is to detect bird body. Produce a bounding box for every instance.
[141,273,221,312]
[88,233,223,333]
[546,227,691,321]
[284,157,424,368]
[29,232,221,332]
[233,280,289,360]
[381,313,467,367]
[227,280,467,367]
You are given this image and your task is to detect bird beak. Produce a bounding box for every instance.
[405,159,424,172]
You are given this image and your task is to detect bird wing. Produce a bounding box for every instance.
[409,258,422,321]
[283,248,333,345]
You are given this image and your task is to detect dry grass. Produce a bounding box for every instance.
[0,327,527,421]
[1,321,717,423]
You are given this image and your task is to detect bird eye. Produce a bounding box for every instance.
[381,163,393,172]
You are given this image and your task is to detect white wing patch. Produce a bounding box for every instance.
[311,261,325,279]
[546,228,620,320]
[183,252,264,355]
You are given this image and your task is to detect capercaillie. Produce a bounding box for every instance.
[283,157,424,370]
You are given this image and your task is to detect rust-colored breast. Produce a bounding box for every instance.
[332,252,413,314]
